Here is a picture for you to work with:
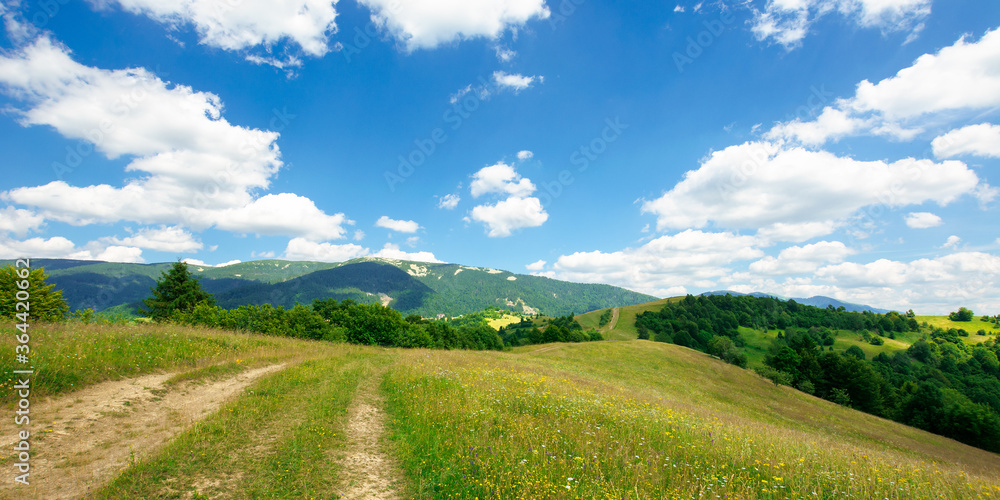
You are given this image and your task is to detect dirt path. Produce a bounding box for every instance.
[0,363,286,499]
[336,369,401,500]
[606,307,620,332]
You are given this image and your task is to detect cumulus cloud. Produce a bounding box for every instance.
[438,193,461,209]
[111,225,203,252]
[641,141,980,241]
[751,0,930,49]
[470,162,537,198]
[766,28,1000,147]
[283,237,368,262]
[0,36,350,242]
[525,259,546,271]
[470,196,548,237]
[465,155,547,237]
[551,230,763,297]
[0,234,145,262]
[492,71,539,91]
[375,215,421,233]
[748,241,855,276]
[516,150,533,160]
[806,251,1000,312]
[933,123,1000,159]
[372,243,442,263]
[942,235,961,249]
[101,0,339,66]
[359,0,549,51]
[904,212,942,229]
[0,206,44,236]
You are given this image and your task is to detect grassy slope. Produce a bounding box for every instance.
[386,341,1000,498]
[4,323,998,498]
[577,297,683,341]
[918,315,1000,336]
[583,299,999,363]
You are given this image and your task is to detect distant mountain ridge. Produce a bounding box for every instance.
[3,258,658,318]
[700,290,891,314]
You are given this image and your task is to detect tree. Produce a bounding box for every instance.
[141,261,215,321]
[0,265,69,321]
[949,307,974,322]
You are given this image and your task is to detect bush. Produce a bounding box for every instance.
[869,335,884,346]
[753,365,793,386]
[948,307,974,322]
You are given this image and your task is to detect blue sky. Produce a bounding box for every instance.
[1,0,999,313]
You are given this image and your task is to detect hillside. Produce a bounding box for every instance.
[3,323,997,498]
[1,258,658,318]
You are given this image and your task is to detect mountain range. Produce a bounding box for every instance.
[5,258,659,318]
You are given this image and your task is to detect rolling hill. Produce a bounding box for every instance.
[3,258,658,318]
[4,322,997,498]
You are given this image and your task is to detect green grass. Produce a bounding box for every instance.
[0,322,304,402]
[918,315,999,338]
[6,322,999,498]
[384,342,1000,499]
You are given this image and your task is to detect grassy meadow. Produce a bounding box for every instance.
[1,322,998,498]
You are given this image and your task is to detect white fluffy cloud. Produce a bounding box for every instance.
[641,141,980,240]
[283,237,368,262]
[0,36,350,242]
[942,235,961,249]
[111,225,203,252]
[748,241,855,276]
[103,0,339,66]
[764,107,866,146]
[516,150,533,160]
[282,238,441,263]
[525,259,546,271]
[0,234,145,262]
[372,243,442,263]
[492,71,539,91]
[809,252,1000,312]
[359,0,549,50]
[375,215,421,233]
[766,28,1000,147]
[933,123,1000,159]
[470,162,536,198]
[470,196,548,238]
[904,212,942,229]
[751,0,930,49]
[437,193,461,210]
[551,230,763,297]
[465,154,547,237]
[0,207,44,236]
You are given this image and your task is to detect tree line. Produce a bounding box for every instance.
[633,294,1000,453]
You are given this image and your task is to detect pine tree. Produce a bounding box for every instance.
[0,265,69,321]
[141,261,215,321]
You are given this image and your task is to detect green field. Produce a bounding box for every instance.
[2,322,998,498]
[917,315,1000,336]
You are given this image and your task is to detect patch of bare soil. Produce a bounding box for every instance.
[336,370,401,500]
[0,363,286,500]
